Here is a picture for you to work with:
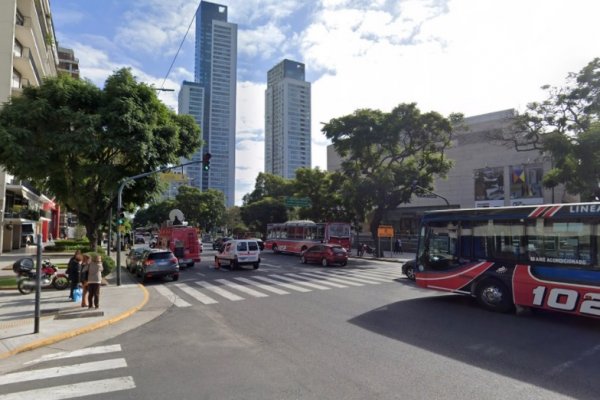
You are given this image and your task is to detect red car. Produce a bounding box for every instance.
[301,244,348,267]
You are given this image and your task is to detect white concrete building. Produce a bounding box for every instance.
[0,0,59,253]
[265,59,311,179]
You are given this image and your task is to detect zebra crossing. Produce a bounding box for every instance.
[154,266,405,307]
[0,345,135,399]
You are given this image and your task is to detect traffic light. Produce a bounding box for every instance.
[117,208,125,225]
[202,152,212,171]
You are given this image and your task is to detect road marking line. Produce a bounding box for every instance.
[320,272,383,285]
[250,276,312,293]
[356,269,403,278]
[196,281,245,301]
[174,283,218,304]
[333,271,391,282]
[0,376,136,400]
[215,279,269,298]
[24,345,122,365]
[268,274,331,290]
[284,273,348,288]
[154,285,192,307]
[298,272,364,286]
[0,358,127,386]
[233,278,290,295]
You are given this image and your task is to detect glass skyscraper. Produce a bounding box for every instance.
[265,59,311,179]
[190,1,237,207]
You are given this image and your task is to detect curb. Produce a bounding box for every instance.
[0,283,149,360]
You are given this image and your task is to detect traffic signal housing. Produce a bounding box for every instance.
[202,152,212,171]
[117,208,125,225]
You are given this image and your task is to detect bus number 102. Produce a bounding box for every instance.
[531,286,600,316]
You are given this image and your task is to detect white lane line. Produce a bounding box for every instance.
[267,274,331,290]
[0,359,127,386]
[0,377,136,400]
[24,345,122,365]
[250,276,312,293]
[154,285,192,307]
[175,283,218,304]
[284,273,348,288]
[298,272,364,286]
[355,269,403,278]
[215,279,269,298]
[233,278,290,295]
[332,271,391,282]
[319,272,382,285]
[196,281,245,301]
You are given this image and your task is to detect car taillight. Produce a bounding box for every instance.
[144,259,155,266]
[171,257,178,264]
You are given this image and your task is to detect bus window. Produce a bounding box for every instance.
[459,223,473,259]
[421,222,459,270]
[316,224,325,241]
[473,221,492,259]
[527,219,594,267]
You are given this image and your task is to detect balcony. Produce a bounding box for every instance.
[4,207,40,221]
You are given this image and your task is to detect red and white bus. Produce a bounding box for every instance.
[265,220,352,255]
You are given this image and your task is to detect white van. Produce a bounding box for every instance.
[215,239,260,270]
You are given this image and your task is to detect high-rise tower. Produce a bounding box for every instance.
[192,1,237,206]
[265,59,311,179]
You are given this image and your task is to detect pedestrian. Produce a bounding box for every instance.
[80,254,91,308]
[66,250,83,300]
[395,238,403,254]
[84,254,103,309]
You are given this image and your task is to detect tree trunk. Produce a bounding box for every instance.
[369,207,385,257]
[84,221,98,252]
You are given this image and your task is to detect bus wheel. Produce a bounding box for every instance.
[476,280,513,313]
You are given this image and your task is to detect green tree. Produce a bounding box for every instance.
[242,172,294,205]
[0,69,201,249]
[224,206,247,235]
[133,200,176,228]
[501,58,600,200]
[322,103,460,252]
[240,198,288,235]
[293,167,352,222]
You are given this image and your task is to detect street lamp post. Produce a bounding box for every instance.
[411,180,450,207]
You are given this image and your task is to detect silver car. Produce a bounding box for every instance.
[137,249,180,283]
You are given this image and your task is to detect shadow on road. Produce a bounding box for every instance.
[349,295,600,399]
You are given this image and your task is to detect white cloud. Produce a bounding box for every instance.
[239,23,287,58]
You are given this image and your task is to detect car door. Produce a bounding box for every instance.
[306,245,320,263]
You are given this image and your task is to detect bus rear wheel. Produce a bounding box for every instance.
[476,280,513,313]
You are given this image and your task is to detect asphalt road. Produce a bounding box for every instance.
[1,250,599,399]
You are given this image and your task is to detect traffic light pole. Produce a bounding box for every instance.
[116,160,202,286]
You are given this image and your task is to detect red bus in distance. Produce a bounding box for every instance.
[265,220,351,255]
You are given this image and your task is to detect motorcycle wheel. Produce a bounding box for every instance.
[53,276,70,290]
[17,278,35,295]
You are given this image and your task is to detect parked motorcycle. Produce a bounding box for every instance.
[12,258,69,294]
[358,243,375,257]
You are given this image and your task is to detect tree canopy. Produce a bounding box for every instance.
[0,69,202,247]
[492,58,600,200]
[322,103,462,246]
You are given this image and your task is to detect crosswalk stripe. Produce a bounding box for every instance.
[0,376,136,400]
[215,279,269,298]
[298,272,364,286]
[284,273,348,288]
[268,274,331,290]
[0,358,127,386]
[319,272,383,284]
[333,271,391,282]
[154,285,192,307]
[233,277,290,295]
[175,283,218,304]
[359,270,403,279]
[196,281,245,301]
[250,276,312,293]
[24,345,122,365]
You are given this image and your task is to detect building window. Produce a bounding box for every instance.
[12,69,22,89]
[16,9,24,26]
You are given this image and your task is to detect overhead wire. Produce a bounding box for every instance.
[159,1,201,90]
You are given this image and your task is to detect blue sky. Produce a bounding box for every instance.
[50,0,600,205]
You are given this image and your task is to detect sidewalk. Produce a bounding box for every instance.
[349,249,415,264]
[0,246,148,360]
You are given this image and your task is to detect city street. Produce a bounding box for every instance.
[1,250,599,399]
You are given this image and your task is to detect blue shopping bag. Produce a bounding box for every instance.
[73,286,83,302]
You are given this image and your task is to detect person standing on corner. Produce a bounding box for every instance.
[66,250,83,300]
[86,254,104,309]
[80,254,91,308]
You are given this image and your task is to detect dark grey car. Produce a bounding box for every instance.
[137,249,180,283]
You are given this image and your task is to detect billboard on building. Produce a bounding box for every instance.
[509,164,544,206]
[474,167,504,207]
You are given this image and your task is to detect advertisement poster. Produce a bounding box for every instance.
[474,167,504,207]
[509,165,544,206]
